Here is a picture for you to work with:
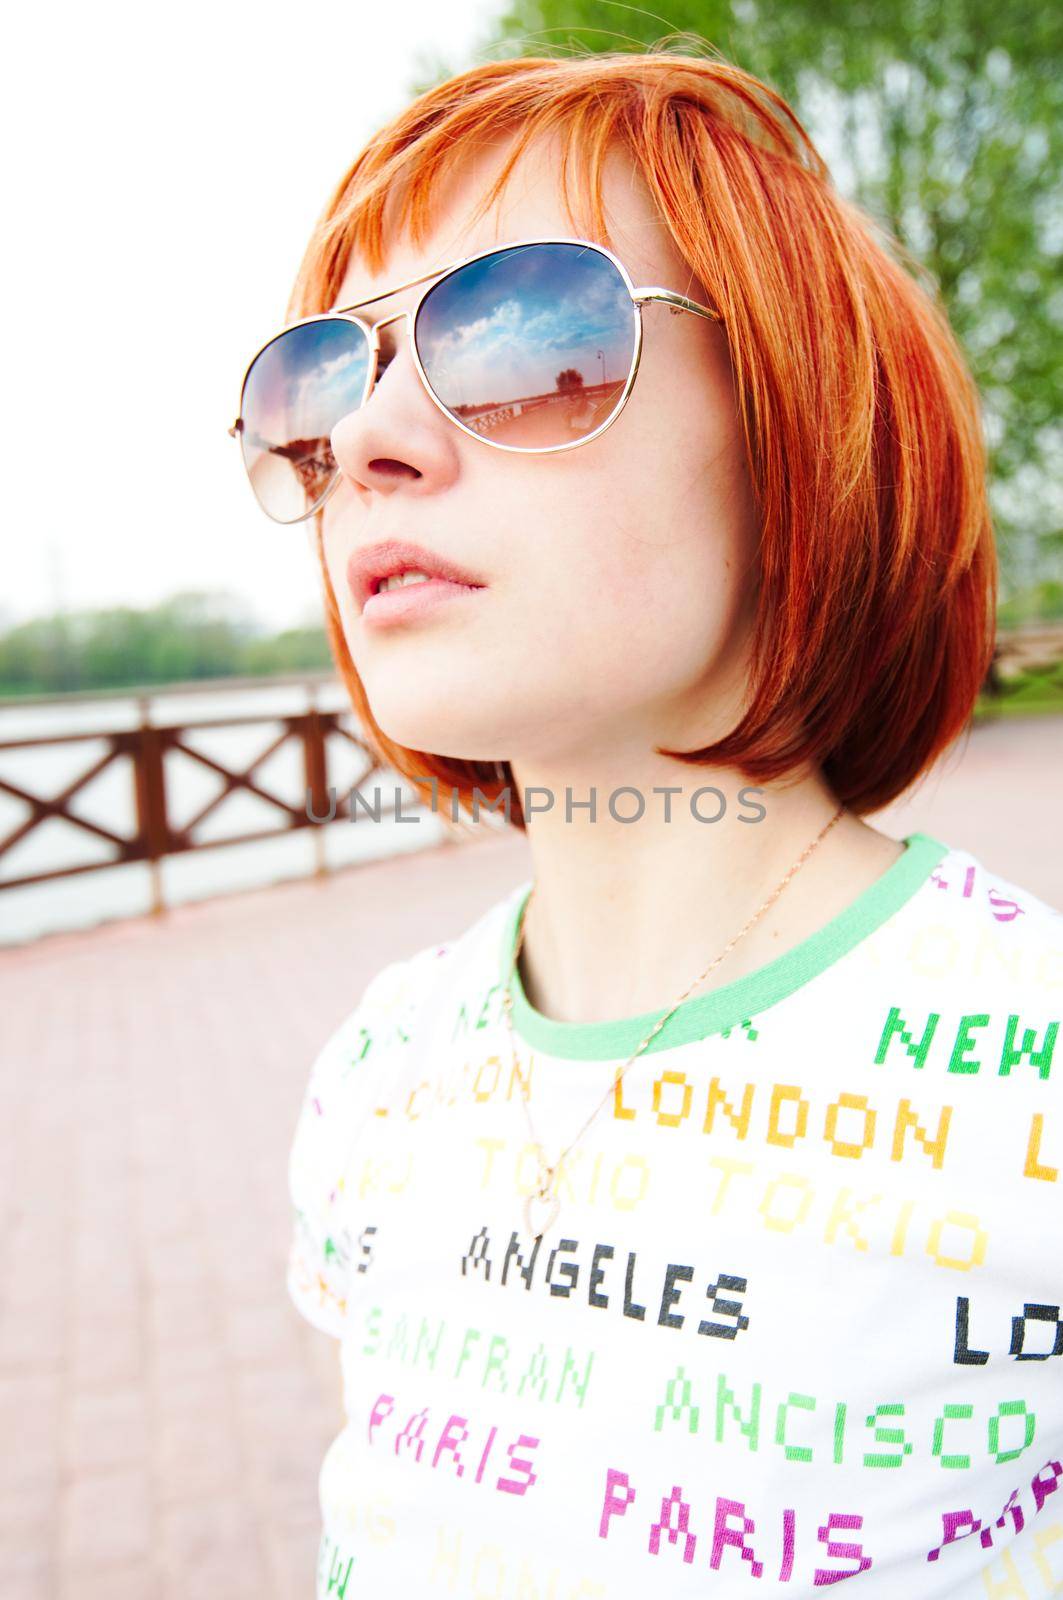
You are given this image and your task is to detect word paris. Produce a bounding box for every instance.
[306,780,767,826]
[600,1454,1063,1576]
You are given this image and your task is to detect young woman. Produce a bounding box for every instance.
[231,49,1062,1599]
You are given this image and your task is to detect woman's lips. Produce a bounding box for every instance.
[346,538,486,612]
[360,577,486,629]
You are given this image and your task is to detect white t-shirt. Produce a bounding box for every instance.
[287,830,1063,1597]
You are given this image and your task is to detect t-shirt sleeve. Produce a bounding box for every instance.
[286,960,408,1339]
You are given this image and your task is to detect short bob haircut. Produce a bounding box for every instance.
[287,46,996,826]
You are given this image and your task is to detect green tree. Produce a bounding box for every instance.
[411,0,1063,604]
[0,591,330,697]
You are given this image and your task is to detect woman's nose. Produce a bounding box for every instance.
[329,312,461,497]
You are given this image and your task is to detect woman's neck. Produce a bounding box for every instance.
[507,760,905,1026]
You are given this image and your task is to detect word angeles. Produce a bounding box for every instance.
[367,1390,539,1498]
[461,1226,750,1341]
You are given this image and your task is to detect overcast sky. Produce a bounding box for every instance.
[3,0,505,634]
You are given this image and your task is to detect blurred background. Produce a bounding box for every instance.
[1,2,1060,1597]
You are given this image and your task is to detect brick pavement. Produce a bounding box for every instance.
[0,826,533,1600]
[0,713,1058,1598]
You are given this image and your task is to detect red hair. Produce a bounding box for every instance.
[287,47,996,824]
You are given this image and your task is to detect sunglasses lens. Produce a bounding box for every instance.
[238,318,370,522]
[415,243,637,448]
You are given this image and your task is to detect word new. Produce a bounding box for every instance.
[876,1007,1058,1079]
[461,1227,750,1340]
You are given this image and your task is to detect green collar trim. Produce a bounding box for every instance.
[498,831,949,1061]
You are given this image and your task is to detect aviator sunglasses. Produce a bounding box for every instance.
[229,236,724,525]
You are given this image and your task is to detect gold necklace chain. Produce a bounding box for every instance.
[501,804,847,1242]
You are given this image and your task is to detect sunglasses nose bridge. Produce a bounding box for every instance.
[366,307,413,355]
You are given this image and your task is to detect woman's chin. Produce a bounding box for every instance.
[371,710,509,765]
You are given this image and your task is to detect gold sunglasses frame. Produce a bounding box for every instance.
[229,235,725,525]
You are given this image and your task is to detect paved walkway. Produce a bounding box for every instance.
[0,713,1059,1598]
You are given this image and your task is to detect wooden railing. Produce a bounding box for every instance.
[1,631,1060,908]
[0,671,407,912]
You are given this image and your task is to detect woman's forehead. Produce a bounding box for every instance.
[328,137,568,313]
[326,132,671,315]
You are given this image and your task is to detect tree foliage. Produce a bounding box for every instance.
[0,592,331,697]
[412,0,1062,599]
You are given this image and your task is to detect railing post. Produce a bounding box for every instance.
[133,692,168,916]
[304,679,330,880]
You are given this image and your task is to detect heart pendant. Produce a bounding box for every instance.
[523,1186,561,1242]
